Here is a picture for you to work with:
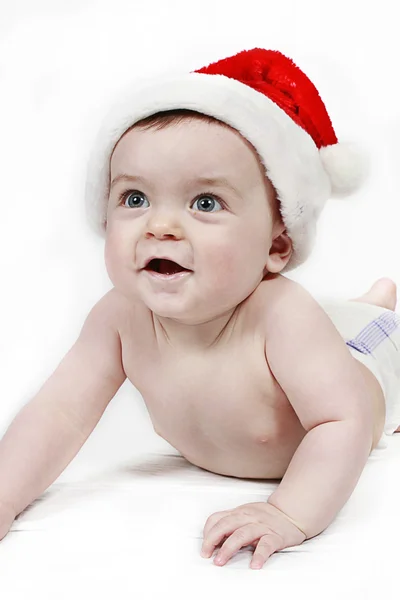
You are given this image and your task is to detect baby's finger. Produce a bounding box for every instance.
[250,534,281,569]
[202,510,229,540]
[214,524,263,566]
[202,514,248,558]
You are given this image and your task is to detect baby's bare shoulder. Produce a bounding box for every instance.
[258,275,310,324]
[76,288,137,353]
[103,288,150,345]
[100,288,139,328]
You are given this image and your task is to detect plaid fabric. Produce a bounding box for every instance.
[346,311,400,355]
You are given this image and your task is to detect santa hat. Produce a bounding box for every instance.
[84,48,367,272]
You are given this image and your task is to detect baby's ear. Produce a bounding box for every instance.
[265,230,293,273]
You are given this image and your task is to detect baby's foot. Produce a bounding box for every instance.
[350,277,397,311]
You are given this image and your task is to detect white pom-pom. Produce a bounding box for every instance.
[319,142,369,197]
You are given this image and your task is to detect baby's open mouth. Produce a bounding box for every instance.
[145,259,191,275]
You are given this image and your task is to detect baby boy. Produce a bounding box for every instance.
[0,48,399,570]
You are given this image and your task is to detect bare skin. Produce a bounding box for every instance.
[1,119,396,555]
[351,277,397,311]
[105,120,398,483]
[116,276,398,480]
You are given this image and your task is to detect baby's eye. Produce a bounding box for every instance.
[118,190,224,212]
[120,191,149,208]
[192,194,224,213]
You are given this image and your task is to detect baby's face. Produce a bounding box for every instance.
[105,119,285,322]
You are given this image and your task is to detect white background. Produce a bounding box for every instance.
[0,0,399,510]
[2,2,400,597]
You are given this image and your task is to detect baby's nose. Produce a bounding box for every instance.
[145,214,184,239]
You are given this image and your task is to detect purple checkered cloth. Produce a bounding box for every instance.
[346,311,400,355]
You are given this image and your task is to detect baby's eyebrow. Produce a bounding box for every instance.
[189,177,241,196]
[110,173,241,196]
[110,174,147,190]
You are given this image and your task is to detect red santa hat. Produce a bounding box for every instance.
[84,48,367,272]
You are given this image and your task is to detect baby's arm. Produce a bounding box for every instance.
[0,290,127,539]
[264,281,374,540]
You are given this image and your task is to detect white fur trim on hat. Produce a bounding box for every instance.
[84,72,366,272]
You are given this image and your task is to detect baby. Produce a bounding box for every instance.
[1,48,400,570]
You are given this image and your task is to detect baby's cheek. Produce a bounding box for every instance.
[104,239,115,271]
[104,237,124,283]
[207,248,245,287]
[206,245,234,271]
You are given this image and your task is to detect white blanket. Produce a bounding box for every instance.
[1,435,399,599]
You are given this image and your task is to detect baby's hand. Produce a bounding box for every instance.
[201,501,306,569]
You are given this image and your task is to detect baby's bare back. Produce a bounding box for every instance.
[117,279,309,479]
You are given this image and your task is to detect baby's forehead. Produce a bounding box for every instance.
[110,117,268,183]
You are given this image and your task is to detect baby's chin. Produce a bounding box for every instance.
[146,303,216,324]
[144,296,239,325]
